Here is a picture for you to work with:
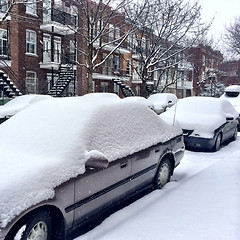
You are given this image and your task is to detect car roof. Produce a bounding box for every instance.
[224,85,240,93]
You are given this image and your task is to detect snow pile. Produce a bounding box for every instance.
[161,96,239,138]
[0,96,182,227]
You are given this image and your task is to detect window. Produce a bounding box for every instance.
[0,29,7,56]
[69,40,76,63]
[100,82,108,92]
[114,55,119,72]
[127,34,132,49]
[43,34,51,63]
[26,30,37,54]
[0,0,8,12]
[126,59,131,76]
[26,0,37,15]
[115,27,120,40]
[54,36,61,63]
[26,71,38,94]
[109,24,114,42]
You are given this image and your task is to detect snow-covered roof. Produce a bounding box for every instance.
[0,96,182,227]
[161,96,238,138]
[0,94,52,118]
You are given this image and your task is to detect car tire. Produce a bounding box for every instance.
[11,211,53,240]
[213,133,222,152]
[153,158,172,189]
[231,127,238,141]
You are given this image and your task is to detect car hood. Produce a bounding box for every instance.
[161,110,225,138]
[0,97,182,228]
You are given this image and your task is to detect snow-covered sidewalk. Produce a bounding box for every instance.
[75,134,240,240]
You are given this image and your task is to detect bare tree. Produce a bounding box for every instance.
[224,16,240,57]
[70,0,146,93]
[124,0,210,97]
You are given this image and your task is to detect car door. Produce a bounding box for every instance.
[130,145,161,191]
[221,118,237,141]
[72,156,132,227]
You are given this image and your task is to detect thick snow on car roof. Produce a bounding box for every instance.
[0,94,52,118]
[220,85,240,113]
[224,85,240,92]
[148,93,177,105]
[0,97,181,227]
[161,96,238,138]
[122,96,154,108]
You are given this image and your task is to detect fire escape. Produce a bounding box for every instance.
[48,64,75,97]
[0,61,22,98]
[112,78,135,97]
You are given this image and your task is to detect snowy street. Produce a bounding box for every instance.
[75,133,240,240]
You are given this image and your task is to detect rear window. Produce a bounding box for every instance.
[225,91,239,97]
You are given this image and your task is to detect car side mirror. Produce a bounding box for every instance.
[85,157,109,169]
[226,116,234,121]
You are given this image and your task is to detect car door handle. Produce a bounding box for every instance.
[120,161,128,168]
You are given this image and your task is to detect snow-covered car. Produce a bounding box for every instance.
[161,96,239,151]
[148,93,178,114]
[122,96,154,110]
[0,94,52,124]
[220,85,240,130]
[0,97,184,240]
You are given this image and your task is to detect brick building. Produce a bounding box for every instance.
[0,0,193,99]
[190,44,224,96]
[219,59,240,87]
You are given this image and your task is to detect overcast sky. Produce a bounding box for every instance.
[199,0,240,40]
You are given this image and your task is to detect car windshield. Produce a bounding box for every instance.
[225,91,239,97]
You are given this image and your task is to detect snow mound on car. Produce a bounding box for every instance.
[0,96,181,227]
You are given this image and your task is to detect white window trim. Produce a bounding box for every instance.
[0,28,7,56]
[26,29,37,55]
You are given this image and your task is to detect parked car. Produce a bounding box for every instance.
[0,94,52,124]
[220,85,240,130]
[0,96,184,240]
[148,93,178,114]
[161,96,239,151]
[122,96,154,110]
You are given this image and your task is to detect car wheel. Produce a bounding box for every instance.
[9,211,53,240]
[154,158,172,189]
[213,133,222,151]
[231,127,238,141]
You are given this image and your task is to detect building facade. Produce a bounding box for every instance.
[0,0,194,100]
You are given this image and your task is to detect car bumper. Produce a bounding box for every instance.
[184,135,216,151]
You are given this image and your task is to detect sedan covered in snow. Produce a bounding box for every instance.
[220,85,240,131]
[0,96,184,240]
[148,93,178,114]
[161,96,239,151]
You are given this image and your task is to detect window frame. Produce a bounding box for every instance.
[26,30,37,55]
[0,28,8,56]
[26,71,38,94]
